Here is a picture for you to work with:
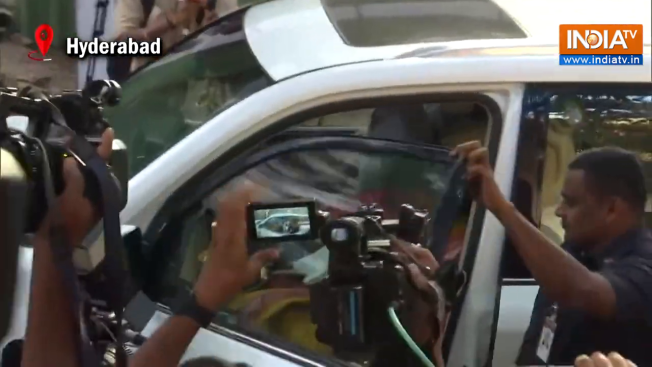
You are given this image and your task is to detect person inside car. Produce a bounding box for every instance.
[452,141,652,367]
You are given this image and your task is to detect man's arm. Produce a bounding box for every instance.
[21,234,81,367]
[130,183,278,367]
[452,141,617,319]
[128,291,229,367]
[21,130,114,367]
[493,201,617,318]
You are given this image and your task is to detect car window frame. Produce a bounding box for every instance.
[137,92,503,365]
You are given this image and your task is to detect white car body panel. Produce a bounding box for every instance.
[493,283,540,366]
[448,85,524,367]
[4,0,651,363]
[141,312,318,367]
[245,0,651,81]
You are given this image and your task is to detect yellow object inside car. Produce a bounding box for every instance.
[227,290,332,355]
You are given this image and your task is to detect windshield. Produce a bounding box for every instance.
[105,9,272,177]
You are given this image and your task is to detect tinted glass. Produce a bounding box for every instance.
[105,10,272,177]
[153,147,468,366]
[322,0,528,47]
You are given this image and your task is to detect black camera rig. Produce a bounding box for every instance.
[307,160,470,365]
[0,80,134,367]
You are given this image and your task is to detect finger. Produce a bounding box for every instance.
[466,165,489,180]
[408,264,430,290]
[574,355,594,367]
[248,248,281,278]
[606,352,629,367]
[413,247,440,275]
[389,251,410,264]
[62,157,84,193]
[450,140,482,158]
[389,235,413,253]
[466,147,490,167]
[97,128,114,162]
[590,352,612,367]
[218,181,263,212]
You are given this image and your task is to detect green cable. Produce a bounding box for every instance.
[387,306,436,367]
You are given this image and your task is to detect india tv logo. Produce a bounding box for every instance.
[558,24,644,66]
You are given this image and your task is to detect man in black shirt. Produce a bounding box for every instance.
[452,142,652,366]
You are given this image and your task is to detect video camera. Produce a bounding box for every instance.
[246,161,469,363]
[247,201,443,359]
[0,81,131,363]
[310,204,432,355]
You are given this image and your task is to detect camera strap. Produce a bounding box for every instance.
[70,133,130,367]
[39,106,129,366]
[37,137,104,367]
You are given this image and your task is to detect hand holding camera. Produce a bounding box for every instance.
[194,182,280,311]
[36,128,114,246]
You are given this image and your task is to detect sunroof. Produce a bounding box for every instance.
[321,0,529,47]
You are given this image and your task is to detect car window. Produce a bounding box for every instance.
[150,145,470,365]
[502,83,652,279]
[322,0,527,47]
[105,9,272,177]
[296,102,490,148]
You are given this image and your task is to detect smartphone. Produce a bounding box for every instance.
[247,200,319,243]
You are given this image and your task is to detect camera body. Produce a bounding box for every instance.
[1,81,129,276]
[309,209,424,355]
[0,80,128,234]
[246,201,432,356]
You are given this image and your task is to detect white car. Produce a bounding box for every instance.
[3,0,651,366]
[256,213,311,237]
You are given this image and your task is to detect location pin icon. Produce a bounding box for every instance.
[34,24,54,57]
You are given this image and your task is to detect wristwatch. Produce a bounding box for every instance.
[174,293,215,328]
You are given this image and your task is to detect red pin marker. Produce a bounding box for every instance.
[34,24,54,57]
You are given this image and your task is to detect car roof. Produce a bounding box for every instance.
[244,0,651,81]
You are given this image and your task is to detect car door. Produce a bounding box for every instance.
[134,135,477,366]
[490,82,652,367]
[118,65,523,366]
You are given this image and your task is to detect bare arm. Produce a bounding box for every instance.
[128,292,229,367]
[452,140,617,319]
[130,183,278,367]
[494,201,616,318]
[21,234,81,367]
[21,130,114,367]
